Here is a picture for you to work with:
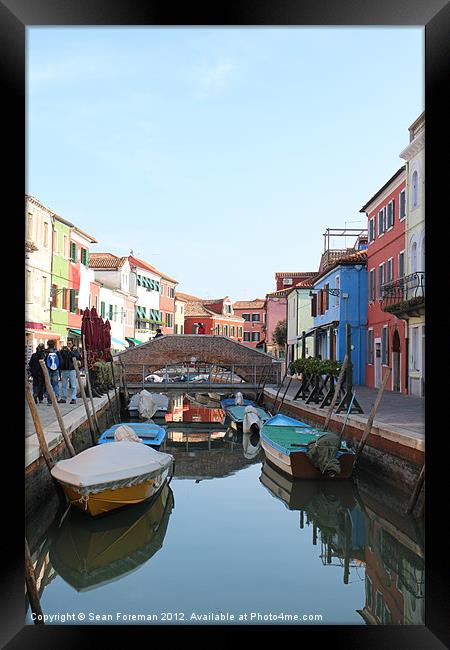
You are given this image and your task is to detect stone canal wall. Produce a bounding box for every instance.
[25,394,120,547]
[263,389,424,494]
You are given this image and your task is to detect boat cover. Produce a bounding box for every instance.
[51,441,173,495]
[137,390,169,419]
[114,425,142,443]
[243,405,262,434]
[306,433,342,475]
[235,392,244,405]
[128,393,140,411]
[227,405,270,423]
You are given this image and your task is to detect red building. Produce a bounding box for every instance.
[233,299,266,348]
[160,274,177,335]
[360,166,408,393]
[178,293,245,340]
[67,227,97,343]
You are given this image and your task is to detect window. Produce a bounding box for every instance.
[411,326,420,370]
[26,213,33,241]
[100,301,106,318]
[399,189,406,220]
[251,313,260,322]
[215,324,221,335]
[243,331,251,341]
[180,325,184,334]
[242,313,250,321]
[398,251,405,279]
[63,235,69,258]
[381,326,389,365]
[378,264,385,299]
[69,289,78,313]
[386,258,393,283]
[26,270,32,302]
[335,275,340,306]
[41,276,48,307]
[165,312,173,328]
[367,329,374,364]
[411,170,419,208]
[324,284,329,310]
[282,278,293,285]
[223,325,228,336]
[311,293,317,317]
[386,200,394,229]
[108,304,113,320]
[252,331,260,342]
[369,269,375,302]
[411,241,418,273]
[53,229,58,252]
[81,248,88,266]
[43,222,49,248]
[51,284,58,308]
[62,287,68,310]
[137,275,142,287]
[318,289,323,315]
[230,326,235,337]
[368,217,375,243]
[378,208,385,236]
[70,242,77,263]
[238,327,243,338]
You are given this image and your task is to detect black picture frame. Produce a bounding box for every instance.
[2,0,449,647]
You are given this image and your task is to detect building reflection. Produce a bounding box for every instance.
[259,460,425,624]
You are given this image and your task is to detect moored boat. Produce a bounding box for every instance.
[98,422,166,449]
[260,414,355,479]
[51,440,174,517]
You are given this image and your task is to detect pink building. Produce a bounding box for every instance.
[232,299,266,348]
[265,289,290,357]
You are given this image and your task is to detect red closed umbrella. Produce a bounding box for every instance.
[103,319,112,362]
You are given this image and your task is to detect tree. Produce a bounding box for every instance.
[272,319,287,347]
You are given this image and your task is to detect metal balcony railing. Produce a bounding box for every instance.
[381,272,425,311]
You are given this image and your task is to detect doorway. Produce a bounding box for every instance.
[392,329,401,392]
[374,338,381,388]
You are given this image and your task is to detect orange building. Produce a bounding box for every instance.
[233,299,266,348]
[178,292,245,340]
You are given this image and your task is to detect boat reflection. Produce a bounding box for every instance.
[48,483,174,591]
[260,461,425,624]
[165,394,225,425]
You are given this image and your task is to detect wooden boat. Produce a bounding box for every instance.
[51,440,174,517]
[223,402,271,432]
[97,422,166,449]
[127,391,169,419]
[260,413,355,479]
[49,483,174,591]
[220,397,253,409]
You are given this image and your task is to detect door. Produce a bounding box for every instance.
[392,330,401,392]
[374,338,382,388]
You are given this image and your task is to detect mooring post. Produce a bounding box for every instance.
[323,353,348,431]
[355,367,391,465]
[73,358,96,445]
[25,382,55,470]
[39,359,76,457]
[25,538,44,625]
[82,336,101,436]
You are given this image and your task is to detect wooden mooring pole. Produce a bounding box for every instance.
[354,368,391,466]
[323,353,348,431]
[25,383,55,470]
[38,360,76,457]
[73,358,96,445]
[82,336,101,436]
[25,539,44,625]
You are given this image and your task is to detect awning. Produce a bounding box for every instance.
[304,321,339,337]
[111,336,127,348]
[67,328,82,336]
[125,337,143,345]
[26,328,61,340]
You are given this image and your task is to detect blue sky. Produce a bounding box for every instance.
[27,27,423,300]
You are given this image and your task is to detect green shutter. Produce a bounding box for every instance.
[70,242,77,263]
[100,301,105,318]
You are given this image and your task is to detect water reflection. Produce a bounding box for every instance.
[260,460,424,624]
[48,484,174,592]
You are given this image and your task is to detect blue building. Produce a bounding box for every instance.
[308,249,368,385]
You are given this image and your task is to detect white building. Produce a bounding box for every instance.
[174,295,186,334]
[25,195,60,359]
[399,112,425,397]
[129,256,163,341]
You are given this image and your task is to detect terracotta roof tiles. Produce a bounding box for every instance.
[89,253,128,269]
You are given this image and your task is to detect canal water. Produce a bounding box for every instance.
[26,394,424,626]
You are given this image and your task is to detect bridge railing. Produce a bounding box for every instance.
[119,362,282,390]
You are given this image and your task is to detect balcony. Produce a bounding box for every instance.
[381,272,425,319]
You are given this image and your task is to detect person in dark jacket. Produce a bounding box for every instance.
[44,340,63,403]
[154,328,164,339]
[58,339,81,404]
[28,343,46,404]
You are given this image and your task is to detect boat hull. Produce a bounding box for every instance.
[261,439,354,480]
[61,467,171,517]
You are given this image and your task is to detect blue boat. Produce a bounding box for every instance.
[220,397,253,409]
[98,423,167,449]
[223,401,272,432]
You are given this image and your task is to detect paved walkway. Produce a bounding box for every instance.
[266,380,425,437]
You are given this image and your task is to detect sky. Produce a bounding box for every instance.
[27,27,423,300]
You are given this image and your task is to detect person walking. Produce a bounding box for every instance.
[197,323,206,335]
[58,339,81,405]
[44,340,62,404]
[154,328,164,339]
[28,343,46,404]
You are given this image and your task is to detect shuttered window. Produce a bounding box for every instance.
[324,284,329,310]
[399,190,406,220]
[369,269,375,302]
[69,289,78,313]
[367,329,374,364]
[378,264,385,299]
[398,251,405,278]
[311,293,317,317]
[100,301,105,318]
[70,242,77,263]
[381,326,389,365]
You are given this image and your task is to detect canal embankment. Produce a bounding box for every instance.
[263,380,424,493]
[25,390,121,547]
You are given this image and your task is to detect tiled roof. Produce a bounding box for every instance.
[294,277,317,288]
[176,291,203,302]
[129,255,177,284]
[233,299,266,309]
[266,288,291,298]
[314,248,367,283]
[275,271,317,278]
[89,253,128,269]
[184,302,215,317]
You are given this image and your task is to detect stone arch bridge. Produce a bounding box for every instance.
[115,335,282,391]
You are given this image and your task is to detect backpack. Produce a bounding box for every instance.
[46,351,60,371]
